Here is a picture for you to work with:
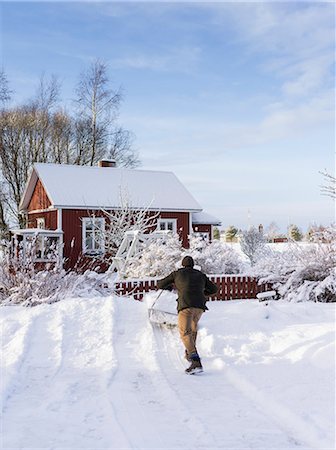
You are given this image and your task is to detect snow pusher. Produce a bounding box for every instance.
[147,290,178,328]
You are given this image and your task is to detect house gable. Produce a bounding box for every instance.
[28,178,52,212]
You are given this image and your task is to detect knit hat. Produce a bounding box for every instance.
[182,256,194,268]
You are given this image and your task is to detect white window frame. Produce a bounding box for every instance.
[82,217,105,256]
[36,218,45,229]
[193,231,210,242]
[22,232,62,264]
[157,219,177,233]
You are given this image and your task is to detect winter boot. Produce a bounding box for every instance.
[185,353,203,374]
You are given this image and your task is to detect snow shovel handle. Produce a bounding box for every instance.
[151,289,164,309]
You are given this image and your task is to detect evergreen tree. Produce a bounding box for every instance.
[288,224,303,241]
[213,227,220,240]
[225,225,238,242]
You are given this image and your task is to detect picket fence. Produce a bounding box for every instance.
[114,275,272,301]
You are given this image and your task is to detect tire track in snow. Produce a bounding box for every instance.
[1,305,65,448]
[152,324,221,449]
[2,298,131,449]
[107,297,220,449]
[222,363,331,450]
[56,297,132,449]
[157,326,311,450]
[1,309,40,412]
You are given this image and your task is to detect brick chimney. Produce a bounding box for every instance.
[98,159,116,168]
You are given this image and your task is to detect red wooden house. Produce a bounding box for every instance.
[16,161,221,270]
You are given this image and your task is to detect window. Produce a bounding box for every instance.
[82,217,105,255]
[36,236,59,261]
[25,234,60,262]
[194,231,210,242]
[36,218,45,229]
[157,219,177,233]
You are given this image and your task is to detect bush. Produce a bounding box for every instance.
[0,242,109,306]
[124,233,183,278]
[253,225,336,302]
[188,235,243,274]
[123,233,244,278]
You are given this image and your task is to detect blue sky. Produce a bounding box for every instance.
[1,1,335,233]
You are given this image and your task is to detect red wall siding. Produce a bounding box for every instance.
[62,209,191,271]
[192,224,212,239]
[62,209,107,271]
[160,211,190,248]
[27,210,58,230]
[28,179,51,212]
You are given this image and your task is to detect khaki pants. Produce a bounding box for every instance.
[178,307,203,355]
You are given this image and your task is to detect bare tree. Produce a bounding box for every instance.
[240,226,266,266]
[0,181,9,238]
[0,76,61,227]
[75,60,138,167]
[50,110,73,164]
[320,170,336,199]
[88,190,159,260]
[265,221,280,242]
[108,127,139,168]
[0,67,139,227]
[0,107,31,227]
[75,60,122,165]
[0,70,12,104]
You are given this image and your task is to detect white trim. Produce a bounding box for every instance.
[57,208,62,231]
[82,217,105,256]
[26,207,57,214]
[193,231,210,242]
[52,205,202,213]
[157,218,177,233]
[36,218,45,229]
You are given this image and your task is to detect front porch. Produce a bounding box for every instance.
[10,228,63,268]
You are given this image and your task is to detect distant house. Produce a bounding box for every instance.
[16,161,221,270]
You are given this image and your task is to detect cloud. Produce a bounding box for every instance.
[202,2,334,100]
[109,46,201,73]
[125,90,333,161]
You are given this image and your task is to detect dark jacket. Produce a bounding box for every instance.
[157,267,218,312]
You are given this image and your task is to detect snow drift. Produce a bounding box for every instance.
[1,295,335,449]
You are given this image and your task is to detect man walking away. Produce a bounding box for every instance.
[157,256,218,374]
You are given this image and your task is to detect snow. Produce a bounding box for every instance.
[20,163,203,212]
[1,295,335,449]
[192,211,222,225]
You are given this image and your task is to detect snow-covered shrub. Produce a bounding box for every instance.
[124,233,183,278]
[187,235,243,274]
[253,225,336,302]
[0,242,110,306]
[239,226,267,266]
[122,233,244,278]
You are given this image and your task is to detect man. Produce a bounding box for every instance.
[157,256,218,374]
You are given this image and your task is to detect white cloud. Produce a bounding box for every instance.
[204,2,334,100]
[109,46,201,73]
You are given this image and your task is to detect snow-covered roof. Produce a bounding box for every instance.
[192,211,221,226]
[20,163,203,212]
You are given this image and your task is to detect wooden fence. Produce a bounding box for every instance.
[114,275,272,301]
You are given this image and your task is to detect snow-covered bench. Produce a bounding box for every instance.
[256,290,277,302]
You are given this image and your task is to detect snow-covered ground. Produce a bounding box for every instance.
[1,295,335,449]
